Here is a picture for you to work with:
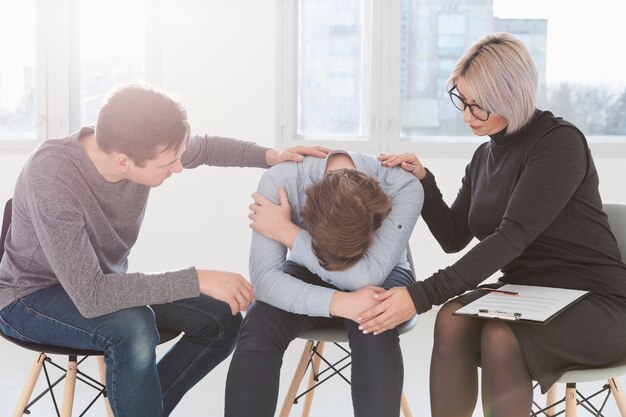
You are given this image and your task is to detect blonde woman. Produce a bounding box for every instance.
[358,33,626,417]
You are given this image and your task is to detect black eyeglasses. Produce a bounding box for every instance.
[448,85,490,121]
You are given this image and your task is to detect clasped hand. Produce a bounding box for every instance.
[356,287,417,335]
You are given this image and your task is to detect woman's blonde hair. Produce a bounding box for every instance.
[447,32,538,134]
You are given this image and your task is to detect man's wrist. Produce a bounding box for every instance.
[281,223,301,249]
[265,149,277,166]
[329,291,346,318]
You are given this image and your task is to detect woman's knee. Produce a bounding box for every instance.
[480,320,520,367]
[434,303,466,345]
[433,302,482,356]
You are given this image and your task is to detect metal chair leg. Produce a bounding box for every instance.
[12,353,46,417]
[280,340,315,417]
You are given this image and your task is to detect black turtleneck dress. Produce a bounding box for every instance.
[407,110,626,392]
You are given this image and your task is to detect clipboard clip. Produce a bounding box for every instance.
[478,309,522,321]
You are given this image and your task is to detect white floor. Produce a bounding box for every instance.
[1,308,624,416]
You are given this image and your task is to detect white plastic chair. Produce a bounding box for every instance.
[537,203,626,417]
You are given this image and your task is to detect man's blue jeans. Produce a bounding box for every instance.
[0,284,241,417]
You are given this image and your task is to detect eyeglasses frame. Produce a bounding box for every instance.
[448,84,491,121]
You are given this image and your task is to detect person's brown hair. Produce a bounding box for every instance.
[95,83,190,167]
[301,168,392,271]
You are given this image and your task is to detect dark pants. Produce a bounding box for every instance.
[224,261,414,417]
[0,285,241,417]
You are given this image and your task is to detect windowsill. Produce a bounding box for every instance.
[282,135,626,159]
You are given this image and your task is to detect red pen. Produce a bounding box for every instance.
[479,287,520,296]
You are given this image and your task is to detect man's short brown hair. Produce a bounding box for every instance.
[95,84,190,167]
[301,168,392,271]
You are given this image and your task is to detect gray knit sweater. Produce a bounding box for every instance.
[250,150,424,316]
[0,127,269,318]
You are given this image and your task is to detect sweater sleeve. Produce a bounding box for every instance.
[249,168,336,317]
[420,165,474,253]
[408,127,590,314]
[181,135,270,169]
[23,167,200,318]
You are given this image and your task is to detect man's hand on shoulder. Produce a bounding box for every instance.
[197,269,255,315]
[265,145,331,166]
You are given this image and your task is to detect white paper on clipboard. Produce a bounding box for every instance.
[454,284,588,324]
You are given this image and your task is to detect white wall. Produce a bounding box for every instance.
[1,0,625,283]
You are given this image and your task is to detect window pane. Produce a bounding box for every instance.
[73,0,146,129]
[0,0,37,139]
[297,0,370,138]
[400,0,626,140]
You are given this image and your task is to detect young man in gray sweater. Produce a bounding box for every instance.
[0,84,327,417]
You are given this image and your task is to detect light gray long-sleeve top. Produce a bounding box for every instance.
[249,150,424,317]
[0,127,269,318]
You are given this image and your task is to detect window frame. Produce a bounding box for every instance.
[0,0,160,150]
[277,0,626,158]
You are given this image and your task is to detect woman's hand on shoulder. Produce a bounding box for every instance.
[379,152,427,180]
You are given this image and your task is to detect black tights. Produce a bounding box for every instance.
[430,302,533,417]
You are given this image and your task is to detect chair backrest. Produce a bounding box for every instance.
[0,198,12,263]
[604,203,626,263]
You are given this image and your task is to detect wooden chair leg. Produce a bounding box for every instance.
[97,356,115,417]
[60,356,78,417]
[609,378,626,417]
[546,384,558,416]
[301,342,324,417]
[565,383,577,417]
[12,353,46,417]
[400,392,413,417]
[279,340,315,417]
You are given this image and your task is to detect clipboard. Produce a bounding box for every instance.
[454,284,589,325]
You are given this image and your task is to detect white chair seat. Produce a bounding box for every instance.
[556,356,626,384]
[298,315,419,344]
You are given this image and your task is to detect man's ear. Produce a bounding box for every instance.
[114,153,131,173]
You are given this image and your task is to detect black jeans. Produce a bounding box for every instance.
[224,261,414,417]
